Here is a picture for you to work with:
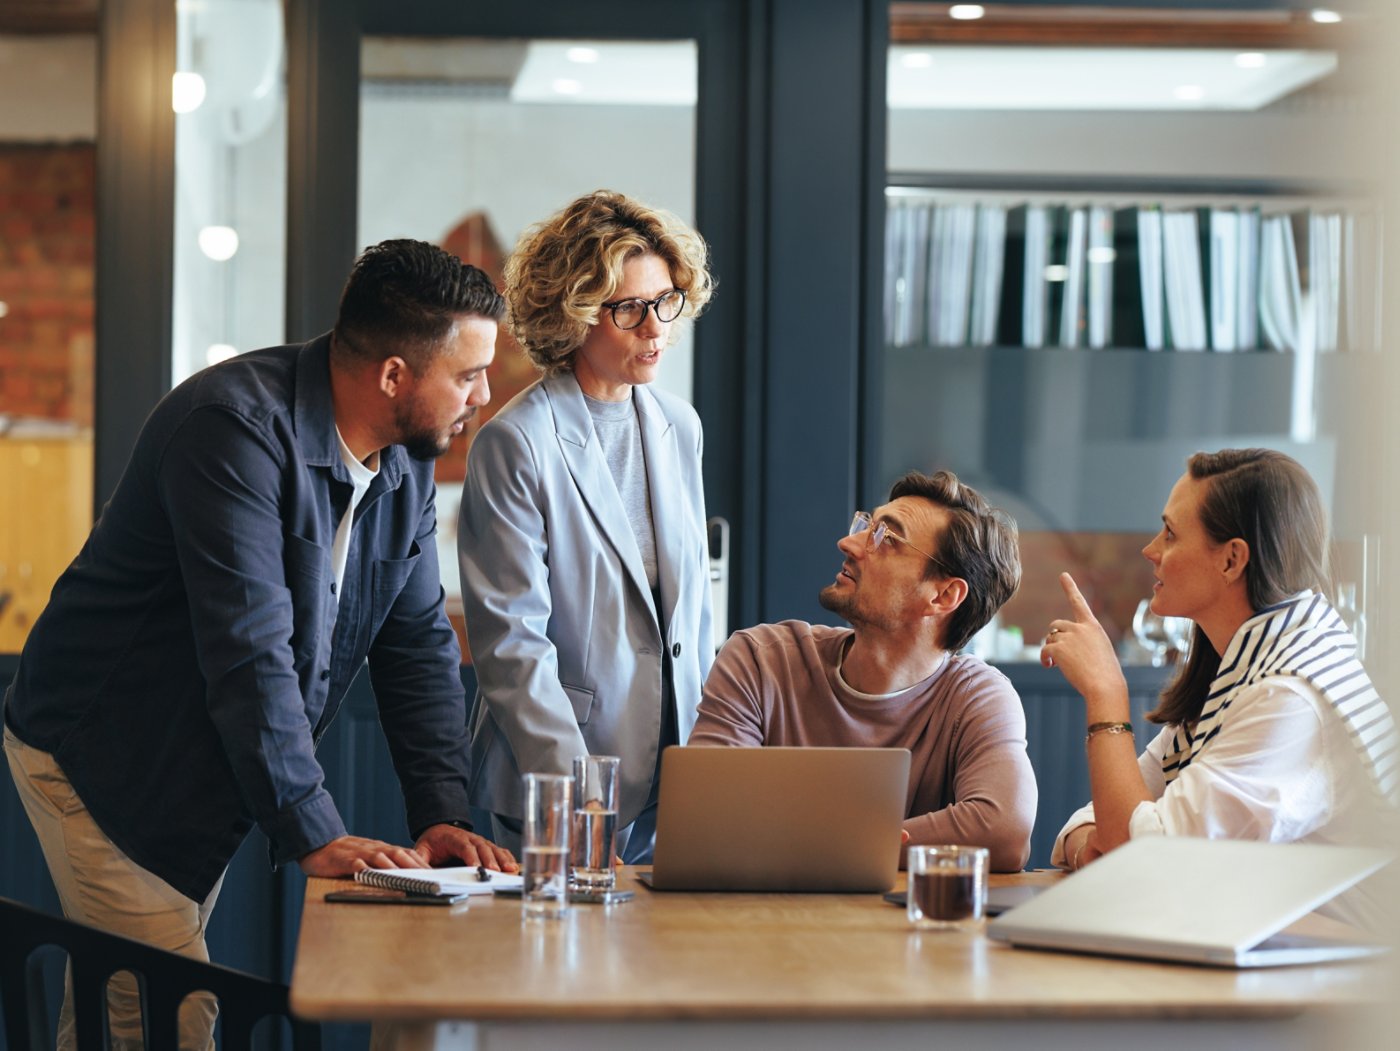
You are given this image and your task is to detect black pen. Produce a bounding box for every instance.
[476,865,491,882]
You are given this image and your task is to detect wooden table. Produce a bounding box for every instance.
[290,868,1391,1051]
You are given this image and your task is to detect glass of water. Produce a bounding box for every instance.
[571,755,620,890]
[522,773,572,920]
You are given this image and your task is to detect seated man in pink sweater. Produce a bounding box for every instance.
[691,469,1036,871]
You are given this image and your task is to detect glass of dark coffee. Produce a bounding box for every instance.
[906,845,989,930]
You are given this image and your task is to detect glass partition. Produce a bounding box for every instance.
[172,0,288,385]
[875,3,1377,664]
[0,32,97,649]
[357,35,698,644]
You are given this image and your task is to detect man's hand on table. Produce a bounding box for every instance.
[415,823,519,873]
[298,835,430,877]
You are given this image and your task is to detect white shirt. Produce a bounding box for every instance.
[1051,677,1389,928]
[331,428,378,601]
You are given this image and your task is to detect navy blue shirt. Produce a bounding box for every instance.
[4,334,472,902]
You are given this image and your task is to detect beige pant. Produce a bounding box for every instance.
[4,725,224,1051]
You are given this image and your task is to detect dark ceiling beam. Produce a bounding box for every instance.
[0,0,98,34]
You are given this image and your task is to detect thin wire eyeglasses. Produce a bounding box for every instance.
[600,288,687,331]
[848,511,955,576]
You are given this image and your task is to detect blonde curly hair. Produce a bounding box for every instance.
[504,190,714,375]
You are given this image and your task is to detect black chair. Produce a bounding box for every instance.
[0,897,320,1051]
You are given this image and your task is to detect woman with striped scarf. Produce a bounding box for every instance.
[1041,448,1395,928]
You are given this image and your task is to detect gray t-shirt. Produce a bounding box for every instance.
[584,392,658,592]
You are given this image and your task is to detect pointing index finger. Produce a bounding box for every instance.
[1059,571,1095,622]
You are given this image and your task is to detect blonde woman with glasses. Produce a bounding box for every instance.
[459,190,715,863]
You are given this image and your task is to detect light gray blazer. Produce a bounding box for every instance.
[459,372,714,825]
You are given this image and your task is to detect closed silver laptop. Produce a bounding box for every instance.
[988,837,1392,968]
[639,745,910,893]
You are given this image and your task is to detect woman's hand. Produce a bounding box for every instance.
[1040,572,1129,721]
[1063,823,1104,871]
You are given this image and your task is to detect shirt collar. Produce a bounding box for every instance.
[294,331,405,490]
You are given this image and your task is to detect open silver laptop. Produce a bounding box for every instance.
[988,837,1392,968]
[637,746,910,892]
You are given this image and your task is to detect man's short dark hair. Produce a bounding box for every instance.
[888,470,1021,652]
[332,239,506,369]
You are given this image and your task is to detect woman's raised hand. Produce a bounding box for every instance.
[1040,572,1128,712]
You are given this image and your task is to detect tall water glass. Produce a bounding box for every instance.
[571,755,620,889]
[522,773,572,920]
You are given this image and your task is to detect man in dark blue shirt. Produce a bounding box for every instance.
[3,239,512,1049]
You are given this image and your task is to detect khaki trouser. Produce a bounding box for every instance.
[4,725,224,1051]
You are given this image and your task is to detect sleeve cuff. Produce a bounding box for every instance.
[1050,802,1098,868]
[404,780,475,841]
[261,791,348,867]
[1127,799,1166,838]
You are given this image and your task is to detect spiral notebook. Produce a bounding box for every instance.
[354,866,523,897]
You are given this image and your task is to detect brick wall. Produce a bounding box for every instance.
[0,142,95,427]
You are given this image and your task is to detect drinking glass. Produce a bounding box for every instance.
[906,845,988,930]
[571,755,620,890]
[1163,615,1194,658]
[1132,598,1172,667]
[521,773,572,920]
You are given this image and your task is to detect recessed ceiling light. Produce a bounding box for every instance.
[0,300,9,319]
[206,344,238,366]
[552,78,582,96]
[567,47,600,64]
[197,226,240,262]
[949,4,986,20]
[902,52,933,69]
[171,72,206,114]
[1044,265,1068,283]
[1310,9,1342,24]
[1174,84,1206,101]
[1234,52,1267,69]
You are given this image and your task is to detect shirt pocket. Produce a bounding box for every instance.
[369,541,422,637]
[283,531,329,662]
[561,683,595,726]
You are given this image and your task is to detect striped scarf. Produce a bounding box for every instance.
[1162,590,1398,803]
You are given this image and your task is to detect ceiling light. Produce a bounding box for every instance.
[949,4,986,19]
[0,301,9,319]
[567,47,600,64]
[902,52,933,69]
[1174,84,1206,101]
[1234,52,1267,69]
[197,226,240,262]
[1087,247,1117,265]
[172,72,207,114]
[206,344,238,366]
[1310,9,1342,24]
[552,78,582,96]
[887,46,1336,112]
[1044,265,1068,283]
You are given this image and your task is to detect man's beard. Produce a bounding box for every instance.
[396,400,473,461]
[818,582,854,622]
[818,580,900,633]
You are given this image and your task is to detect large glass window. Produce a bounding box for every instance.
[357,36,698,647]
[876,3,1376,664]
[172,0,288,385]
[0,32,97,650]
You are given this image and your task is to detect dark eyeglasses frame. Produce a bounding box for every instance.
[600,288,687,331]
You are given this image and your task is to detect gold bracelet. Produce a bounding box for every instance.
[1071,840,1088,870]
[1085,722,1134,745]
